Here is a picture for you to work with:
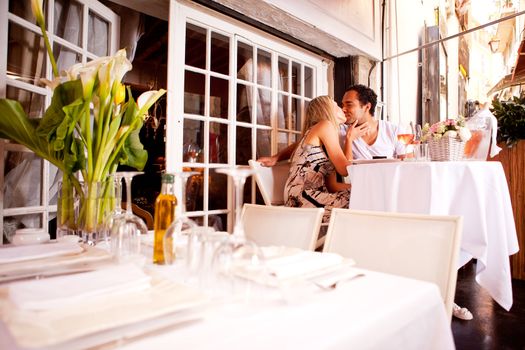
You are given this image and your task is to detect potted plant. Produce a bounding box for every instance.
[491,95,525,280]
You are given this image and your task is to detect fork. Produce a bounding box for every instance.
[312,273,365,290]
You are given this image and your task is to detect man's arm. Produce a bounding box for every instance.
[257,142,298,166]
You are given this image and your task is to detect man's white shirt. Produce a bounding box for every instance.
[339,120,404,159]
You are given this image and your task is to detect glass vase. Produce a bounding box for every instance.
[78,179,115,245]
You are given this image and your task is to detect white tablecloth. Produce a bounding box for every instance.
[348,161,519,311]
[118,270,454,350]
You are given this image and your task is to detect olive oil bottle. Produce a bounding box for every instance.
[153,173,177,264]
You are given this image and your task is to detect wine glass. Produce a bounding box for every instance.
[110,171,148,263]
[397,122,415,159]
[163,171,199,266]
[211,166,267,301]
[99,172,125,248]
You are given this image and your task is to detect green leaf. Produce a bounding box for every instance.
[37,80,83,142]
[0,99,66,172]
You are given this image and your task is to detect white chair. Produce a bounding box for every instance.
[323,208,463,321]
[241,204,324,251]
[248,160,290,206]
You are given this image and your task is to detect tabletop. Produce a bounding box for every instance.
[0,243,455,350]
[348,160,519,311]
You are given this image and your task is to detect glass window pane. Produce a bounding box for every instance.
[305,66,314,98]
[183,119,204,163]
[277,93,289,129]
[209,122,228,164]
[54,0,82,47]
[291,97,302,131]
[186,23,206,69]
[209,172,227,210]
[211,32,229,75]
[256,128,271,159]
[236,126,252,165]
[256,88,271,126]
[4,152,43,209]
[277,131,289,152]
[257,49,271,87]
[210,77,229,119]
[278,57,289,92]
[236,83,252,123]
[9,0,47,26]
[53,43,82,72]
[292,62,302,95]
[186,171,204,212]
[4,214,43,244]
[6,86,46,119]
[208,214,226,231]
[184,71,205,115]
[88,11,109,56]
[237,42,253,81]
[8,22,46,85]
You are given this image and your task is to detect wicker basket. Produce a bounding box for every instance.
[428,137,465,161]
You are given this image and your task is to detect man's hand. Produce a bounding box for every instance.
[257,155,278,167]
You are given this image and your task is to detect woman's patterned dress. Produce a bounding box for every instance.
[284,133,350,222]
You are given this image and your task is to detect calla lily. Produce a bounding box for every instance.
[78,66,99,100]
[113,83,126,105]
[111,49,132,85]
[137,89,167,118]
[31,0,44,27]
[39,77,62,90]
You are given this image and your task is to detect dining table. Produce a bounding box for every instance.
[347,160,519,311]
[0,240,455,350]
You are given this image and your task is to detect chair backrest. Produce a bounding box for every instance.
[122,202,154,230]
[242,204,324,251]
[323,208,462,321]
[248,160,290,206]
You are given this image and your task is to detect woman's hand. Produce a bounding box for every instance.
[347,120,370,142]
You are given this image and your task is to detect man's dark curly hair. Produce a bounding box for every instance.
[346,84,377,116]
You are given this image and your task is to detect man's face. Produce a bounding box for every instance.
[341,90,370,125]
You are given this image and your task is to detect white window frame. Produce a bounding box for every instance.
[0,0,119,243]
[166,0,329,231]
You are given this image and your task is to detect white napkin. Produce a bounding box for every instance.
[8,263,151,310]
[0,242,83,264]
[265,251,345,280]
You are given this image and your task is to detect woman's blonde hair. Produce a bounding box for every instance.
[302,95,339,135]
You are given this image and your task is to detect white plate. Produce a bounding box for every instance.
[351,158,400,165]
[0,276,209,349]
[0,246,112,283]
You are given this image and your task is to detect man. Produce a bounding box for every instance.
[258,84,402,166]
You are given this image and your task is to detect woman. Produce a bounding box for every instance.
[284,95,360,222]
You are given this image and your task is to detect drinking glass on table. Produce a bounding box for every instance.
[211,166,267,300]
[110,172,147,263]
[397,122,416,159]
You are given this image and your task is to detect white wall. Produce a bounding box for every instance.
[212,0,382,59]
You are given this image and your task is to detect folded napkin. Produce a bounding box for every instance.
[0,242,84,264]
[8,263,151,310]
[264,251,346,280]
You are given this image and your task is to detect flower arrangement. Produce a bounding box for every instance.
[0,0,165,238]
[421,117,472,142]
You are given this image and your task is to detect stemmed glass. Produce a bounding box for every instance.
[100,172,125,248]
[211,166,266,300]
[163,171,198,266]
[110,171,148,263]
[397,122,415,159]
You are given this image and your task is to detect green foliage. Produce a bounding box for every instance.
[490,96,525,148]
